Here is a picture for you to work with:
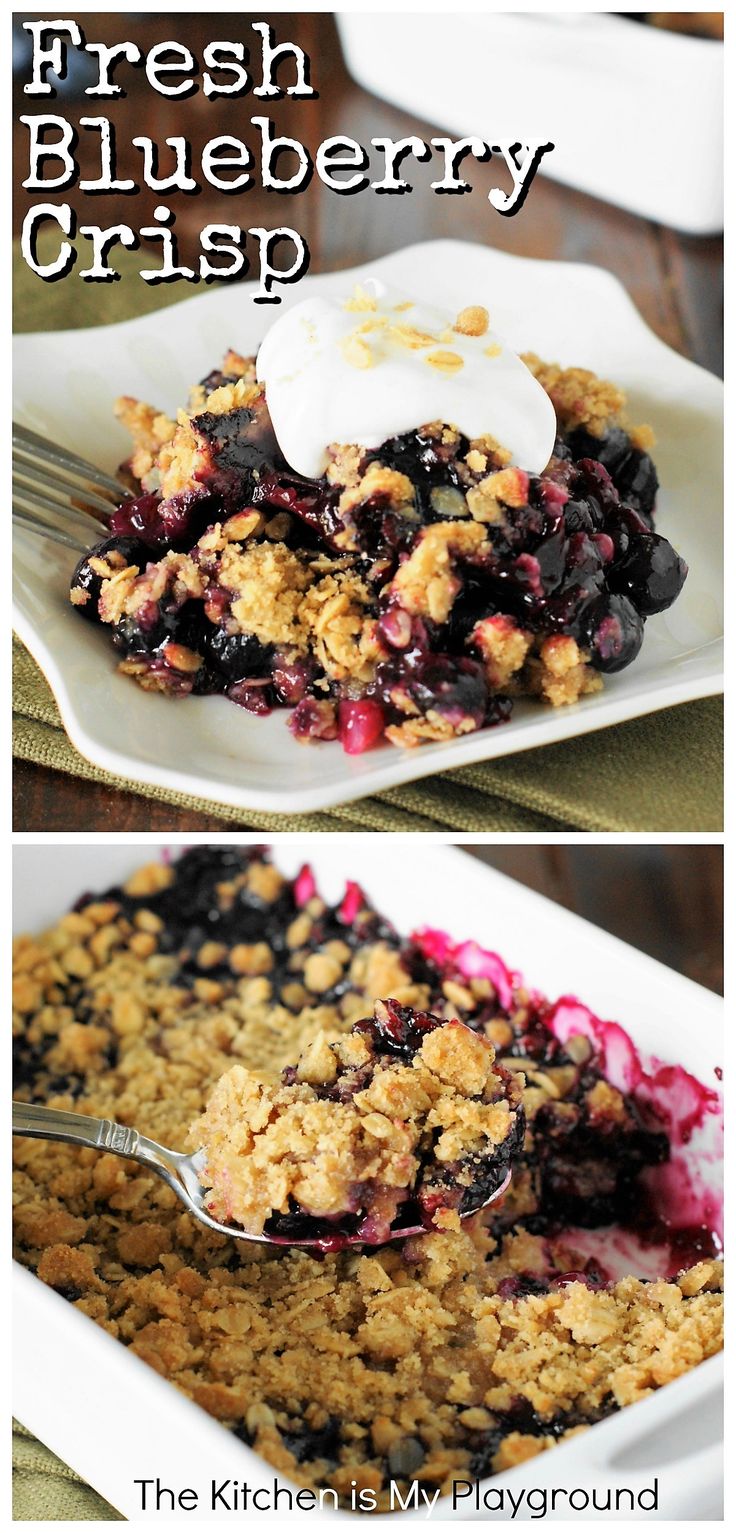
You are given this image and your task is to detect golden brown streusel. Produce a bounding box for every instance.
[114,397,177,485]
[301,572,380,683]
[389,522,488,624]
[526,635,604,708]
[522,353,654,446]
[194,1014,523,1236]
[224,543,313,650]
[472,615,533,691]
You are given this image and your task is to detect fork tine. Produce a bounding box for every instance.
[13,461,113,523]
[12,477,107,538]
[13,437,126,508]
[13,423,131,502]
[13,506,87,554]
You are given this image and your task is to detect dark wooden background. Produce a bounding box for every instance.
[13,12,724,831]
[467,845,722,993]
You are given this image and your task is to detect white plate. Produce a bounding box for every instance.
[13,241,723,814]
[13,845,723,1520]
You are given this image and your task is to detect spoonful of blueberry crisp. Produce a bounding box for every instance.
[12,1000,524,1251]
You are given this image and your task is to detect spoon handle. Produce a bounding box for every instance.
[13,1100,143,1154]
[12,1101,183,1184]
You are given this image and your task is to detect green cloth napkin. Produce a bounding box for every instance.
[13,1421,123,1520]
[13,638,722,830]
[13,240,723,829]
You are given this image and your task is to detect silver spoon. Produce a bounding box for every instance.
[12,1101,511,1252]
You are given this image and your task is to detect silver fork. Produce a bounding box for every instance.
[12,1101,511,1251]
[12,422,130,554]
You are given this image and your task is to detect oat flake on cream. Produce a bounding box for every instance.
[256,279,557,478]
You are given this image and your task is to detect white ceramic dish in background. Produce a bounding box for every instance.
[13,241,723,815]
[337,13,723,234]
[13,845,723,1521]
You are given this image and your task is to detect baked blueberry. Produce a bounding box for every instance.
[609,532,688,614]
[583,593,645,672]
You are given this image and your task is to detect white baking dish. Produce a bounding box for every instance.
[13,844,724,1520]
[337,12,723,234]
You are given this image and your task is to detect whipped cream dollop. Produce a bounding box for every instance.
[256,279,557,479]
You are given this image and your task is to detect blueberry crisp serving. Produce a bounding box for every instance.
[195,1003,524,1245]
[13,849,723,1508]
[69,282,688,754]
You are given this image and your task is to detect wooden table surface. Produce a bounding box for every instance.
[468,845,722,993]
[12,12,723,832]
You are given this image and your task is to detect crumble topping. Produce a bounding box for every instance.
[522,354,627,439]
[466,466,530,524]
[302,572,379,684]
[527,635,604,708]
[475,1260,722,1417]
[13,850,723,1509]
[472,615,533,690]
[389,522,488,624]
[454,305,490,338]
[223,543,312,650]
[186,349,256,415]
[521,354,656,450]
[114,397,177,485]
[194,1005,524,1240]
[384,711,479,749]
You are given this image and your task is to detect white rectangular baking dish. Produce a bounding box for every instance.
[13,844,723,1520]
[337,11,723,234]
